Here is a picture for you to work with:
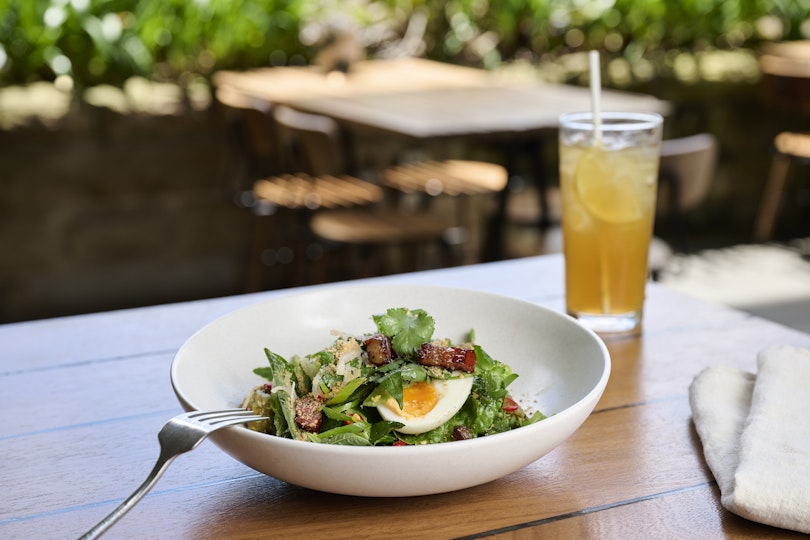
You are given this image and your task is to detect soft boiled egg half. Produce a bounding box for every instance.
[376,376,474,434]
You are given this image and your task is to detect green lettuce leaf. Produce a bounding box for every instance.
[253,348,292,387]
[474,345,518,399]
[325,376,367,405]
[369,420,404,445]
[269,388,299,439]
[316,432,373,446]
[366,370,404,409]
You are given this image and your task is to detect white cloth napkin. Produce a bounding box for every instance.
[689,344,810,534]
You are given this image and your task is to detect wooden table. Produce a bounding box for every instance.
[4,254,808,539]
[213,58,668,141]
[213,58,667,177]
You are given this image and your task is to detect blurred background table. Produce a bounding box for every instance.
[214,58,668,140]
[215,58,670,260]
[3,254,809,539]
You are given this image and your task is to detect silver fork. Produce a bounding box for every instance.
[79,408,268,540]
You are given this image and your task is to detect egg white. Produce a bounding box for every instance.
[377,377,474,435]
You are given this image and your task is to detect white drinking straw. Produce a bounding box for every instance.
[589,50,602,144]
[589,50,609,311]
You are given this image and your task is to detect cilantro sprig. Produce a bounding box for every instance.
[372,308,434,356]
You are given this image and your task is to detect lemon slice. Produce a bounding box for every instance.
[574,148,643,223]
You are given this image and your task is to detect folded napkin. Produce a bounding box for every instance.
[689,344,810,534]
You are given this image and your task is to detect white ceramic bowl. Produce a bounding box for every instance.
[171,284,610,497]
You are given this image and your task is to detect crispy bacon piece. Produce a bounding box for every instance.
[364,333,395,365]
[452,425,474,441]
[417,343,476,373]
[294,393,322,432]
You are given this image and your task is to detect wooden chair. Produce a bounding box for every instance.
[269,105,506,279]
[653,133,719,252]
[754,132,810,241]
[215,87,384,290]
[214,84,280,210]
[216,84,292,291]
[381,159,508,262]
[754,42,810,241]
[650,133,719,276]
[383,159,508,197]
[657,133,719,221]
[309,208,458,278]
[249,172,384,285]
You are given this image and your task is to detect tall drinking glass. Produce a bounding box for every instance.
[558,111,663,336]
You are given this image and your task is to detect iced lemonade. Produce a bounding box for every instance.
[559,113,661,333]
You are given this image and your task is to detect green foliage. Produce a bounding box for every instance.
[422,0,810,68]
[0,0,808,90]
[0,0,309,88]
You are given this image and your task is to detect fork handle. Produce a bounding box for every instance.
[78,450,176,540]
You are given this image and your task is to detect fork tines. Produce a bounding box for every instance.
[185,408,268,426]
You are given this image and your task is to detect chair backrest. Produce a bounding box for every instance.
[272,105,348,176]
[774,131,810,159]
[657,133,719,215]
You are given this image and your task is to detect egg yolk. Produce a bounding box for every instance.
[392,381,439,419]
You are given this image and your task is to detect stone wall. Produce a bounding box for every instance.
[0,105,255,323]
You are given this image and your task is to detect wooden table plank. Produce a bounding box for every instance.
[0,352,176,438]
[600,310,810,410]
[1,257,565,371]
[0,293,269,371]
[2,414,257,519]
[485,485,809,539]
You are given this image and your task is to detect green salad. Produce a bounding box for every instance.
[241,307,545,446]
